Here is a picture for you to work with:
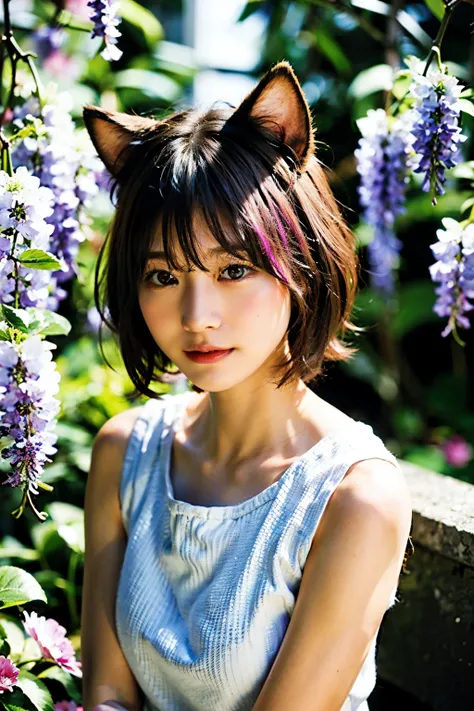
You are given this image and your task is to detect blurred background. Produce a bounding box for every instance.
[1,1,474,709]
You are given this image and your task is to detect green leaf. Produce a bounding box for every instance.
[43,504,85,553]
[120,0,164,48]
[308,26,351,74]
[458,99,474,118]
[461,197,474,214]
[391,70,412,100]
[0,536,39,563]
[348,64,393,99]
[30,523,59,558]
[15,670,54,711]
[450,161,474,180]
[0,566,47,609]
[396,190,472,228]
[54,422,92,447]
[392,281,439,337]
[2,688,37,711]
[2,305,30,333]
[18,250,62,271]
[0,615,27,658]
[25,307,71,337]
[57,523,85,554]
[36,666,82,702]
[0,319,10,340]
[46,502,84,525]
[424,0,445,21]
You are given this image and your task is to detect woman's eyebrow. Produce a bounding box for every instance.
[147,246,247,260]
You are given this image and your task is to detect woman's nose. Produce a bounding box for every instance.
[181,275,221,332]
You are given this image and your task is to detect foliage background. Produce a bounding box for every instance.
[0,0,473,706]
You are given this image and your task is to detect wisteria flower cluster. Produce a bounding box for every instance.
[406,57,467,201]
[0,335,60,500]
[355,109,411,293]
[429,217,474,337]
[87,0,123,61]
[22,610,82,677]
[12,90,107,311]
[0,166,57,308]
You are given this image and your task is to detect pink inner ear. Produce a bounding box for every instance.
[248,74,311,162]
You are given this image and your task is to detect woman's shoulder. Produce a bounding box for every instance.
[94,404,146,470]
[94,391,200,461]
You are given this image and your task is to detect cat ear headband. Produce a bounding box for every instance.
[83,60,315,180]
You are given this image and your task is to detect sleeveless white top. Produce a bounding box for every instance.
[116,392,402,711]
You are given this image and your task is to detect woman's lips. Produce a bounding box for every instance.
[183,349,234,364]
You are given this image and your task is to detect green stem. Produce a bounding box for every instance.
[389,0,464,116]
[0,0,44,128]
[0,130,13,174]
[422,0,463,76]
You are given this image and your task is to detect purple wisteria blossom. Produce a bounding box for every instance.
[87,0,123,61]
[355,109,411,293]
[406,57,467,202]
[32,26,67,62]
[0,655,19,693]
[0,166,56,308]
[22,611,82,677]
[429,218,474,336]
[12,91,107,311]
[0,336,60,495]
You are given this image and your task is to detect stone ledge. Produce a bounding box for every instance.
[399,460,474,568]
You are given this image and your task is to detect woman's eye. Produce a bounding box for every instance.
[143,264,254,286]
[220,264,253,281]
[144,269,177,287]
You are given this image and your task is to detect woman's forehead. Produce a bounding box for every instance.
[149,209,246,260]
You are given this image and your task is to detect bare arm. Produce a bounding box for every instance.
[81,407,144,711]
[251,458,413,711]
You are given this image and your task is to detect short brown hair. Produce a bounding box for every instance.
[84,62,360,398]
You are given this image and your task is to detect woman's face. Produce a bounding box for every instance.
[137,213,292,393]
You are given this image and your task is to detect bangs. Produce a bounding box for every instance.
[97,104,359,397]
[120,108,302,282]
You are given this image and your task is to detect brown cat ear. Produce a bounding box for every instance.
[82,106,157,177]
[230,61,314,170]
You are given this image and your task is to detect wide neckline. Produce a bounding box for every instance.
[160,392,368,520]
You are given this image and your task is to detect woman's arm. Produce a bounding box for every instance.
[252,458,413,711]
[81,409,144,711]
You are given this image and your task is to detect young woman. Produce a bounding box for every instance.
[80,61,413,711]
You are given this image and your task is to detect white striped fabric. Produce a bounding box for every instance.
[115,392,401,711]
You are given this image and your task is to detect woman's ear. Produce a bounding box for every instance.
[229,61,314,170]
[82,106,157,177]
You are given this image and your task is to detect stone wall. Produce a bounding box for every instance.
[370,462,474,711]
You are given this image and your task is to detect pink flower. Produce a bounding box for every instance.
[43,51,81,80]
[441,435,473,468]
[55,701,83,711]
[0,655,19,693]
[22,611,82,677]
